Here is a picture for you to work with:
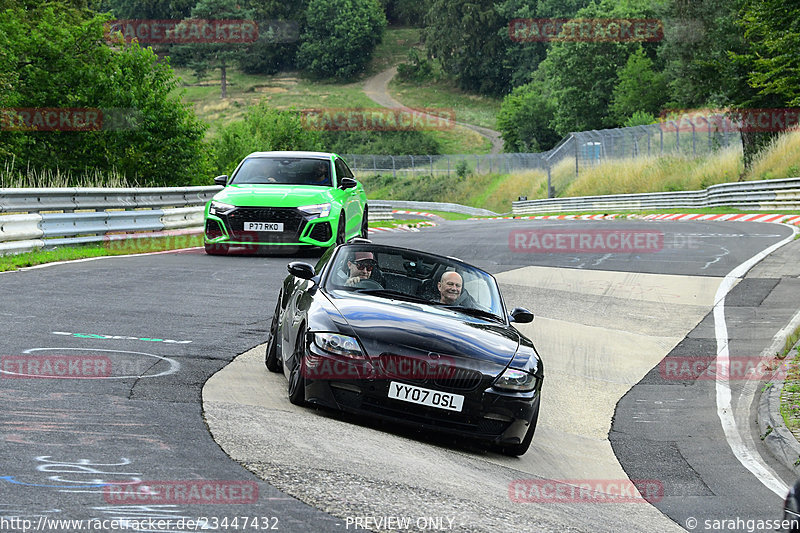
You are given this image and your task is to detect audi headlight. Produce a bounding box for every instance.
[298,203,332,219]
[312,332,364,359]
[494,368,538,392]
[209,201,236,216]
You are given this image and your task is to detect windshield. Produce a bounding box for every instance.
[326,245,505,320]
[230,157,332,186]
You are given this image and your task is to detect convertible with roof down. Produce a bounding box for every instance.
[265,240,543,455]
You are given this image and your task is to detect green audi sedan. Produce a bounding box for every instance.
[204,151,368,255]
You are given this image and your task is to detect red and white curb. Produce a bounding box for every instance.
[471,213,800,225]
[639,213,800,224]
[367,210,440,234]
[473,214,623,220]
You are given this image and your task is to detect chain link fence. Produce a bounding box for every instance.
[344,116,743,197]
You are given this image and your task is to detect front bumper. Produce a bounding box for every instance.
[297,348,541,446]
[205,206,336,248]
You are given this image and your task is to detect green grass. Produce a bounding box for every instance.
[780,345,800,438]
[170,27,491,154]
[366,27,422,76]
[0,234,204,272]
[369,218,429,228]
[389,77,502,131]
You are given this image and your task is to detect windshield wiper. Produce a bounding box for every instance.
[441,305,504,323]
[355,288,433,304]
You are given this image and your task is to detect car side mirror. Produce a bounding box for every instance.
[339,177,357,189]
[214,175,228,186]
[509,307,534,323]
[288,261,315,280]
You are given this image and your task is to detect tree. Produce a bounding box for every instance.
[173,0,255,98]
[658,0,749,110]
[728,0,800,169]
[237,0,308,75]
[497,71,560,152]
[0,2,208,185]
[610,46,668,123]
[422,0,510,96]
[536,0,661,134]
[296,0,386,80]
[381,0,427,26]
[209,104,322,175]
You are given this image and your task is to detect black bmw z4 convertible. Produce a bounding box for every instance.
[265,240,543,456]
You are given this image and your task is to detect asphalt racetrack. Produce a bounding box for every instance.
[1,217,798,532]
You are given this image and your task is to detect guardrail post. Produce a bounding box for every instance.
[429,155,433,176]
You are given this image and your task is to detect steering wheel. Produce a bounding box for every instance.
[355,279,382,289]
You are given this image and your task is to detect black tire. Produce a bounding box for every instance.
[204,242,228,255]
[497,404,539,456]
[335,216,346,246]
[360,206,369,238]
[287,331,307,406]
[265,299,282,373]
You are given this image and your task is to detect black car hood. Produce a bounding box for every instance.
[324,290,520,369]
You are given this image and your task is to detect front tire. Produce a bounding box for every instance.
[265,299,282,373]
[204,242,229,255]
[287,331,307,406]
[360,206,369,238]
[335,216,346,246]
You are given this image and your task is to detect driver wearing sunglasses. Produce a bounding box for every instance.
[344,251,378,287]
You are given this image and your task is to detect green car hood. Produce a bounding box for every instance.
[212,185,339,207]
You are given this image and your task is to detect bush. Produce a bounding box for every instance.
[209,104,323,176]
[319,130,441,155]
[0,4,209,186]
[396,49,434,82]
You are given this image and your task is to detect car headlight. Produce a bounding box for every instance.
[298,203,332,219]
[312,332,364,359]
[209,201,236,216]
[494,368,538,392]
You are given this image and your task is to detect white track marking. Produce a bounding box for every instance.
[715,223,798,497]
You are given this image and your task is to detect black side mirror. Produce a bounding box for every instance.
[288,261,315,280]
[509,307,534,323]
[214,175,228,186]
[339,177,357,189]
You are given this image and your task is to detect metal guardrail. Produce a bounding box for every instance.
[0,186,220,213]
[512,178,800,214]
[0,186,221,255]
[3,178,796,256]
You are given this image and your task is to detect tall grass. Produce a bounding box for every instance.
[1,159,145,188]
[560,145,743,198]
[746,129,800,181]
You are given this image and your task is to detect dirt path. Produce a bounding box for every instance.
[363,66,504,154]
